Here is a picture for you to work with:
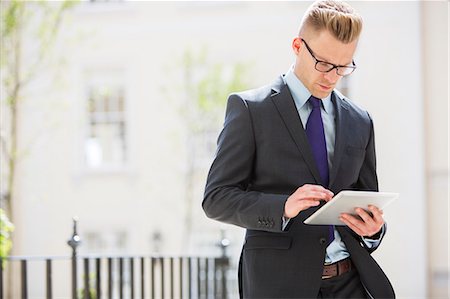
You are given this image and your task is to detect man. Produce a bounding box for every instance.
[202,1,395,298]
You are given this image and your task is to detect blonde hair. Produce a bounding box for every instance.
[299,0,363,43]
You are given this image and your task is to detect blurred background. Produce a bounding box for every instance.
[0,1,448,298]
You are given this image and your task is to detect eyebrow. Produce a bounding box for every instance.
[309,45,353,66]
[315,51,353,67]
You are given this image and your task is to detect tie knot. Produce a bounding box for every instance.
[309,96,322,109]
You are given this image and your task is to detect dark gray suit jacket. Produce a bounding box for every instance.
[203,76,395,298]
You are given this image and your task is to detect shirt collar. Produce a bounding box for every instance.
[284,66,333,114]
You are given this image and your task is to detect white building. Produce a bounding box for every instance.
[1,1,448,298]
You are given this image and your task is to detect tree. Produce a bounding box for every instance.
[0,209,14,268]
[0,0,76,226]
[0,1,76,296]
[165,47,252,248]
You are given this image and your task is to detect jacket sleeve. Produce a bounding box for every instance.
[355,113,386,253]
[202,94,288,232]
[355,113,379,192]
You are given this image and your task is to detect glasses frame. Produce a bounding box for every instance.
[300,38,356,76]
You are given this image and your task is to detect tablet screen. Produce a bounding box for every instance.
[304,191,399,225]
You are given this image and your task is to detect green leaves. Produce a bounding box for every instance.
[179,47,251,132]
[0,0,23,37]
[0,0,78,257]
[0,209,14,268]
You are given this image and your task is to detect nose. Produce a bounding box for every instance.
[323,69,341,84]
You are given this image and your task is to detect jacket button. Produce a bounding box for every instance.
[319,238,327,245]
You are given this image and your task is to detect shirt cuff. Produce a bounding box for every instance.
[362,225,385,248]
[282,216,290,231]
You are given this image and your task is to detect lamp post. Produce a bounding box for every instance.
[217,230,230,299]
[67,217,81,299]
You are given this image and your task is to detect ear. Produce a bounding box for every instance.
[292,37,302,55]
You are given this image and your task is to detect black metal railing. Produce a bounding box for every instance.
[0,219,231,299]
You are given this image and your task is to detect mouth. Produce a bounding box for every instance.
[318,84,332,91]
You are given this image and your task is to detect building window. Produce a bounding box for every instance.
[84,72,127,169]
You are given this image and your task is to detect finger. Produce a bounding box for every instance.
[300,191,332,201]
[295,200,320,214]
[353,210,381,235]
[319,188,334,198]
[368,205,384,224]
[368,205,382,214]
[339,216,365,236]
[340,213,362,225]
[355,208,375,225]
[340,213,364,228]
[321,191,334,201]
[302,185,334,197]
[346,211,383,236]
[299,199,321,207]
[303,184,325,190]
[307,188,334,199]
[284,198,320,218]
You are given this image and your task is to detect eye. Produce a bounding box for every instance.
[316,62,334,72]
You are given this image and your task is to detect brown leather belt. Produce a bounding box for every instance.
[322,258,353,279]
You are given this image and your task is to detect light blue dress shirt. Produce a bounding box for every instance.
[283,66,381,263]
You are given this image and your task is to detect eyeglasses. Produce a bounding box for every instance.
[300,38,356,76]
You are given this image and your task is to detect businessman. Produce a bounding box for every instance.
[203,1,395,298]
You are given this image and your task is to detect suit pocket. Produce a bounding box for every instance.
[244,235,292,250]
[346,146,365,157]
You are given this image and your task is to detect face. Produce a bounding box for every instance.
[292,30,358,99]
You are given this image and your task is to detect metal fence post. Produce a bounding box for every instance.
[218,231,230,299]
[67,217,81,299]
[0,257,3,299]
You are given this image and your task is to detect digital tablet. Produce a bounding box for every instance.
[304,191,399,225]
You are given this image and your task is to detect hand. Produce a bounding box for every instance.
[339,205,384,237]
[284,184,334,219]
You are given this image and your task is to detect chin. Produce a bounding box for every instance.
[314,91,331,99]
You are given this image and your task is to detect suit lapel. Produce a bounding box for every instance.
[270,76,323,185]
[329,91,351,188]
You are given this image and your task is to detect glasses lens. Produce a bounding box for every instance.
[337,67,355,76]
[315,62,334,72]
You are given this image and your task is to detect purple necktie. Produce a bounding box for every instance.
[305,96,334,244]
